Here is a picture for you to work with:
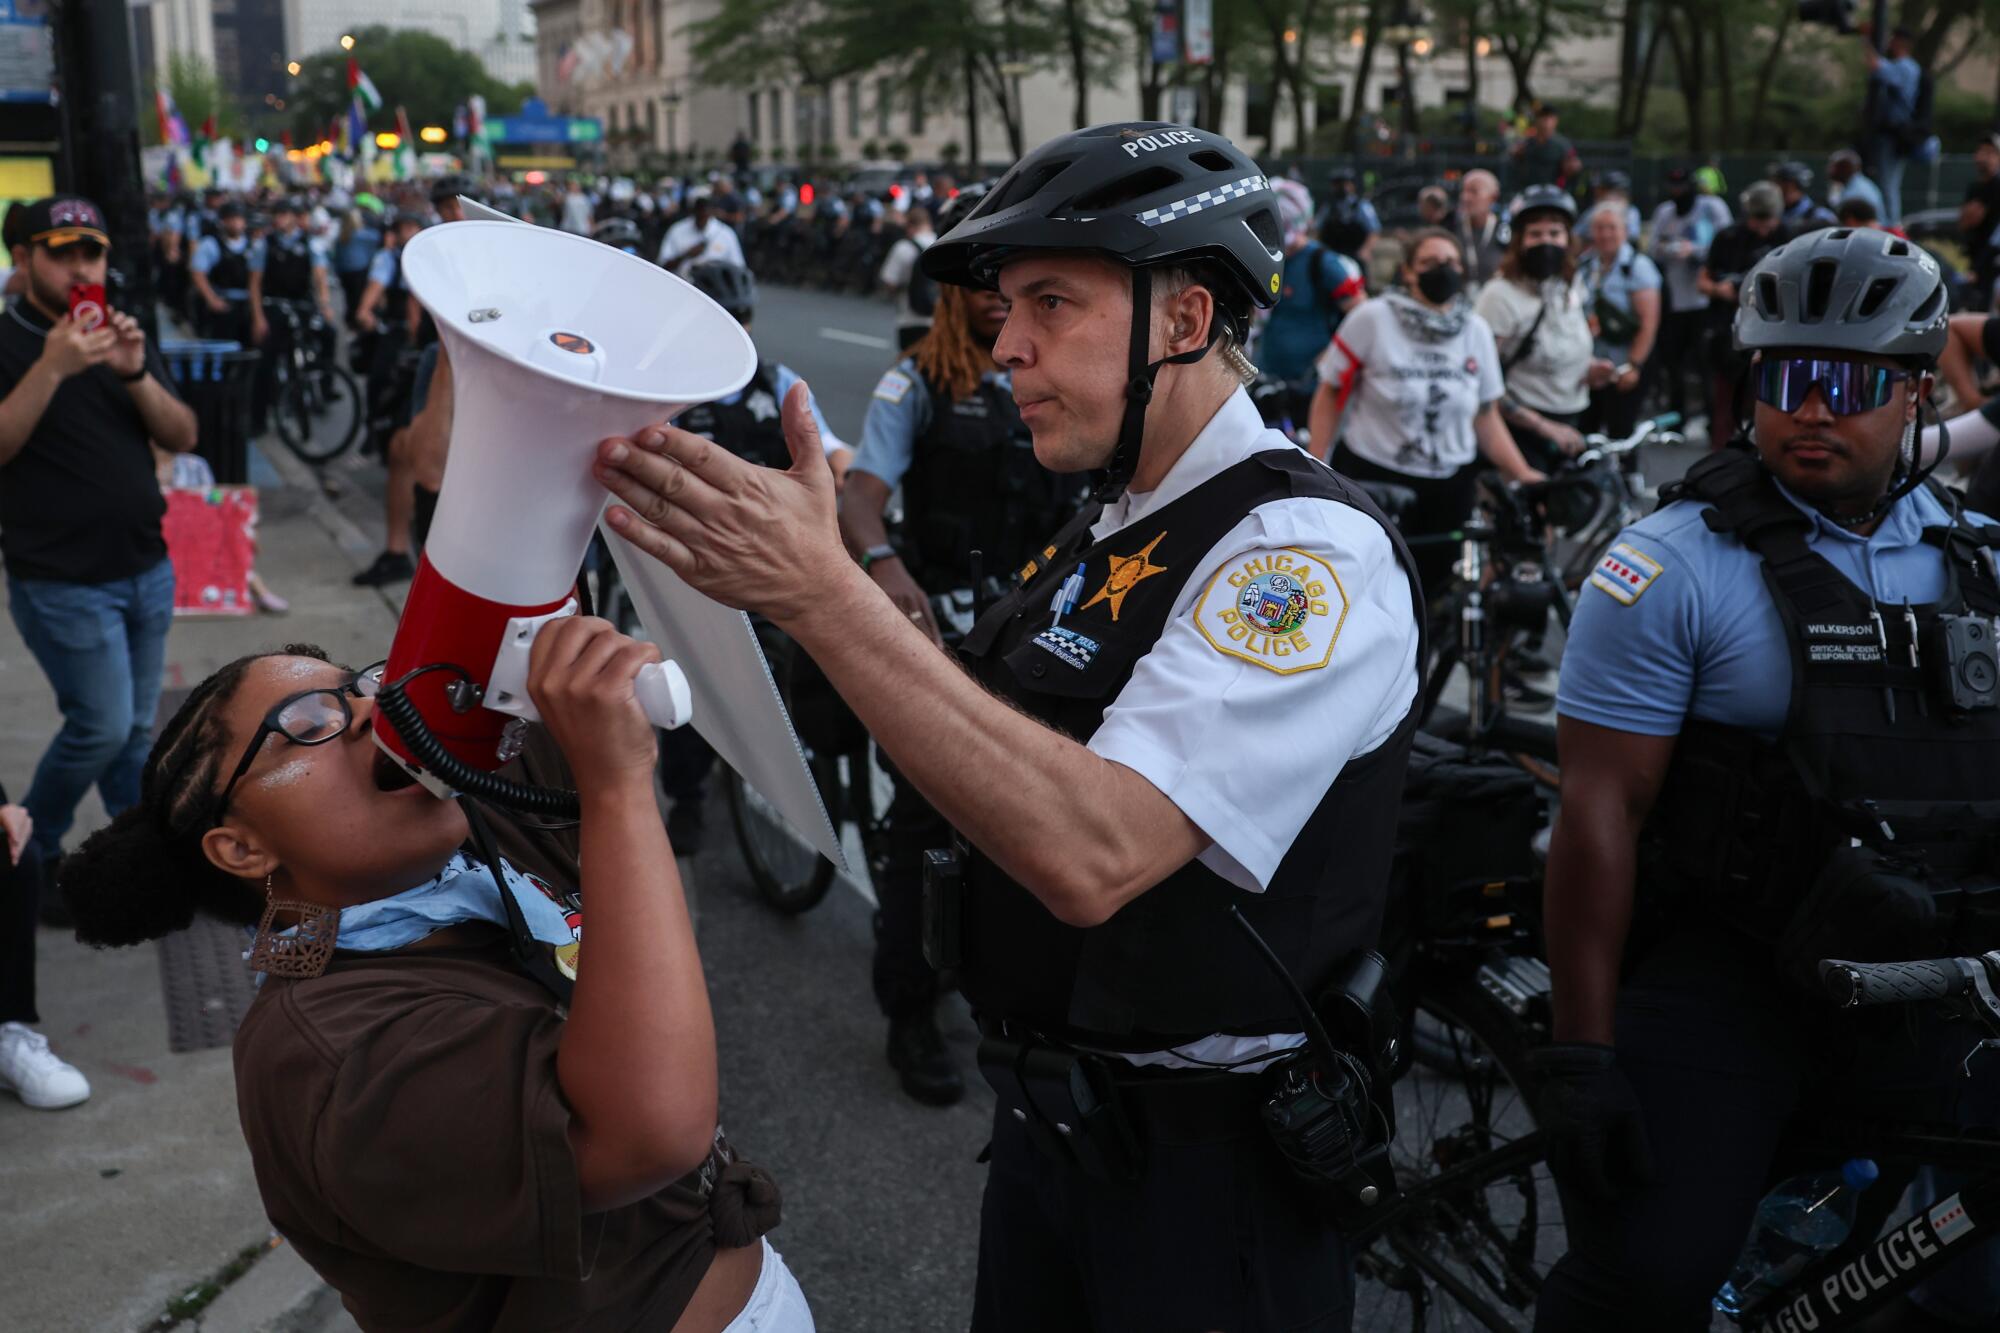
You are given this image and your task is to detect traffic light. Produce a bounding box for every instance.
[1797,0,1857,32]
[254,137,270,152]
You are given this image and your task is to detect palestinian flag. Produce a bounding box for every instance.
[347,58,383,113]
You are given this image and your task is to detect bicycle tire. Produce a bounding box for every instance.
[1353,970,1558,1332]
[725,746,840,914]
[277,363,364,463]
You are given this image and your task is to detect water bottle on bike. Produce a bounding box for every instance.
[1714,1157,1880,1316]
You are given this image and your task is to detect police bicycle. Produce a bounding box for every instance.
[1348,944,2000,1331]
[262,297,364,464]
[720,587,996,915]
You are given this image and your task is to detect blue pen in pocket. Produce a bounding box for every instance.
[1050,563,1086,628]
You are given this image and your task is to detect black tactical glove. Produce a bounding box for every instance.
[1527,1041,1656,1204]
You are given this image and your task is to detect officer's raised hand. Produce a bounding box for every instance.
[597,381,860,627]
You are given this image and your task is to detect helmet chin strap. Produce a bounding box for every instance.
[1821,388,1947,530]
[1092,265,1222,505]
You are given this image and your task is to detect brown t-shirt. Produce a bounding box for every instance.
[232,929,729,1332]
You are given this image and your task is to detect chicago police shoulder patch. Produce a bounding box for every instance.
[1194,548,1348,674]
[1588,542,1664,606]
[872,369,913,404]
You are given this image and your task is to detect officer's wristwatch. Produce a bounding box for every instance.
[860,545,900,572]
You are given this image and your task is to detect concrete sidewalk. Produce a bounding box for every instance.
[0,436,393,1332]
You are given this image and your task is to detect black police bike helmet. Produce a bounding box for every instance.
[920,122,1284,499]
[1734,227,1947,366]
[932,181,990,237]
[684,260,757,321]
[1509,184,1577,230]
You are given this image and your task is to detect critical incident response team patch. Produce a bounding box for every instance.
[1194,549,1347,674]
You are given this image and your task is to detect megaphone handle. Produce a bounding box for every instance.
[634,660,693,731]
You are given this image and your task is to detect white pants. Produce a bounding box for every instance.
[719,1239,815,1333]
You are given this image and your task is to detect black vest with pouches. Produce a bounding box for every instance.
[955,447,1426,1046]
[1647,447,2000,917]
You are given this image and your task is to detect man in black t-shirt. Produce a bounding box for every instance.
[1697,182,1790,435]
[1961,135,2000,305]
[0,195,197,874]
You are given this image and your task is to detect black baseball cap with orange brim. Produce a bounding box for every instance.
[20,195,111,250]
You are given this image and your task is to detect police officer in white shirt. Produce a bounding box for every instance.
[591,122,1423,1329]
[656,194,745,273]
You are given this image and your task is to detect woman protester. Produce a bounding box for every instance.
[59,629,810,1333]
[1475,186,1616,471]
[1576,201,1663,439]
[1309,227,1542,594]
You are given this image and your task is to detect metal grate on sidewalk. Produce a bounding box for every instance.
[157,914,260,1053]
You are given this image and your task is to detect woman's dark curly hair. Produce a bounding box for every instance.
[62,644,333,947]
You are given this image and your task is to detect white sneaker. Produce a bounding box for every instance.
[0,1021,91,1109]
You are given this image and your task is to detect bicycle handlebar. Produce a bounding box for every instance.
[1820,957,1978,1009]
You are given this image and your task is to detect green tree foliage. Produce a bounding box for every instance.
[285,27,530,142]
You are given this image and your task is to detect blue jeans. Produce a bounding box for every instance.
[7,559,175,858]
[1869,134,1908,224]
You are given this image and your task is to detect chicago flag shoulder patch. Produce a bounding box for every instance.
[1588,542,1663,606]
[1194,548,1348,674]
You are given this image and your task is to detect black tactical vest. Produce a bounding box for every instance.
[955,447,1426,1047]
[898,369,1081,592]
[676,364,790,469]
[1647,448,2000,919]
[261,235,316,301]
[209,239,251,294]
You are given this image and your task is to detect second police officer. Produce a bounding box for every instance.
[1538,230,2000,1329]
[660,259,852,851]
[593,121,1426,1329]
[838,187,1084,1107]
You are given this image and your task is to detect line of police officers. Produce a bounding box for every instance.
[590,122,2000,1330]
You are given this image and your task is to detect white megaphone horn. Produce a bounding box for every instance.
[376,220,756,799]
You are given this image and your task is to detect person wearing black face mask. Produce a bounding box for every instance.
[1310,227,1544,594]
[1476,187,1615,474]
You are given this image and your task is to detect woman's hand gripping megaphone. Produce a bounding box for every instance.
[597,381,872,631]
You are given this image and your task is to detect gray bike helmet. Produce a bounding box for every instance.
[1734,227,1947,366]
[1509,184,1577,229]
[920,122,1283,500]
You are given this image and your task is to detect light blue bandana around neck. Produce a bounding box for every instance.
[246,856,580,972]
[333,853,578,953]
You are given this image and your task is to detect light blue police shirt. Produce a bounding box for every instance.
[365,247,399,287]
[1558,477,1992,739]
[190,234,252,296]
[851,357,1014,490]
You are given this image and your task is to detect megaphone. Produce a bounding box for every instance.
[374,220,756,802]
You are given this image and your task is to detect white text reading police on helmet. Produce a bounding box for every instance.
[1122,129,1203,158]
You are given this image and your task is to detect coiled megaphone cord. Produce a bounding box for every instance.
[374,666,584,817]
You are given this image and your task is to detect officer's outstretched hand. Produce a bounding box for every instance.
[1526,1042,1656,1203]
[598,380,848,623]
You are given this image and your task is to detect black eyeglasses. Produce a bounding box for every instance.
[211,661,385,825]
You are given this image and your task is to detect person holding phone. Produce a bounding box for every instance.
[0,194,197,940]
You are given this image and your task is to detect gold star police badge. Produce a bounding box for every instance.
[1081,532,1169,621]
[1194,549,1347,673]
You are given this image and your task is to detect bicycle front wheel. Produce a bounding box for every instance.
[726,746,840,914]
[277,364,364,464]
[1353,972,1561,1332]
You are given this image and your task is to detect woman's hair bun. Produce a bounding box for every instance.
[62,806,201,947]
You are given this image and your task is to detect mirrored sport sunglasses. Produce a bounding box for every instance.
[211,661,387,824]
[1753,357,1911,418]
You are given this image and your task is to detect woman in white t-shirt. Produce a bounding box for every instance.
[1474,186,1616,472]
[1310,228,1542,592]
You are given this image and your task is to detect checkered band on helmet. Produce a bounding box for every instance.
[919,122,1285,313]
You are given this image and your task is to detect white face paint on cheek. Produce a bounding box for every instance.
[256,757,314,790]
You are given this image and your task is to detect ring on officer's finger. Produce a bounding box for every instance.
[908,611,924,622]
